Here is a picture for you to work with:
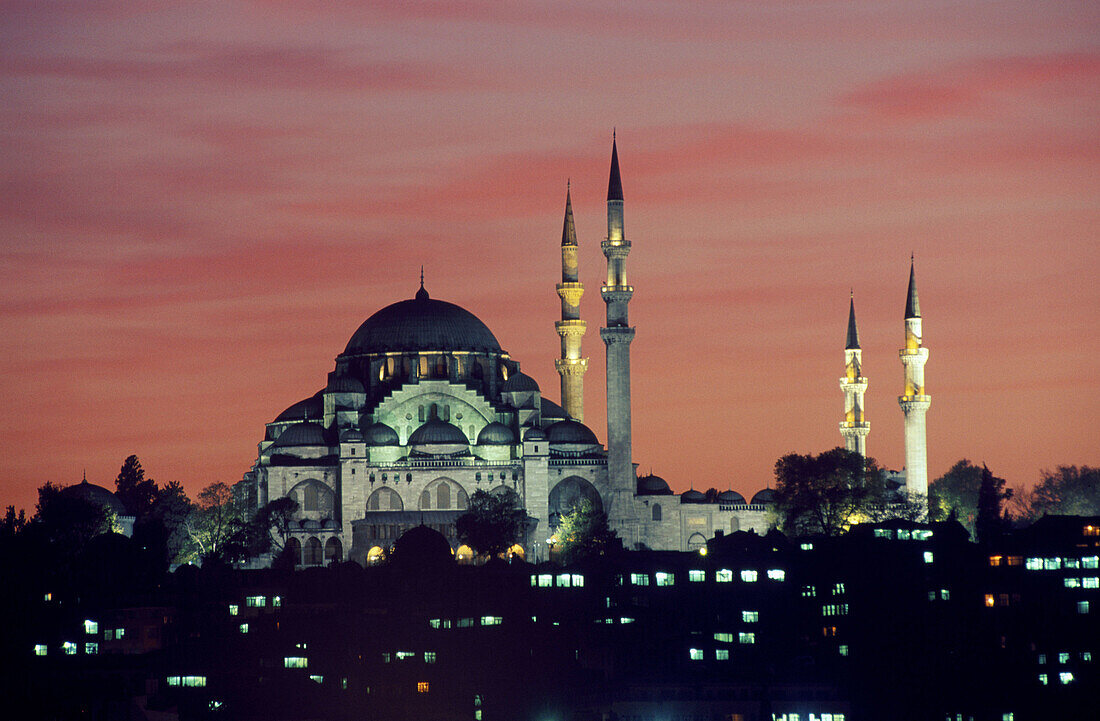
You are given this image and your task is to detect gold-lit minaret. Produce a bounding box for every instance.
[899,257,931,499]
[839,292,869,455]
[555,182,588,421]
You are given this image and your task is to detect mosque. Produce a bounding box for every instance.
[241,136,929,566]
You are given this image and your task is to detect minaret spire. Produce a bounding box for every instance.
[600,132,638,542]
[555,181,588,421]
[899,256,931,507]
[840,292,869,455]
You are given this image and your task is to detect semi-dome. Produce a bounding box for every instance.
[326,375,365,393]
[501,372,540,393]
[680,489,706,504]
[271,422,328,448]
[63,481,130,516]
[477,422,515,445]
[362,422,400,446]
[637,474,672,495]
[751,488,777,505]
[718,490,746,504]
[545,419,599,445]
[275,392,323,422]
[409,419,469,446]
[342,286,501,355]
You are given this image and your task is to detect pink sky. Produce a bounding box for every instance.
[1,1,1098,513]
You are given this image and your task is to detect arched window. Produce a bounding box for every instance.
[418,405,425,422]
[304,485,319,512]
[549,476,603,525]
[436,482,451,510]
[457,489,468,510]
[284,537,301,568]
[305,537,322,565]
[367,487,403,512]
[325,537,342,564]
[687,533,707,551]
[730,517,741,533]
[367,546,385,565]
[420,490,431,510]
[652,503,662,522]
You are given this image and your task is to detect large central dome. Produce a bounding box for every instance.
[342,286,502,356]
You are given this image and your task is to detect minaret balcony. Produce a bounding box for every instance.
[600,286,634,304]
[601,240,632,258]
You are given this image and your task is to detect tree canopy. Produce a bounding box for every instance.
[975,464,1012,544]
[456,489,528,559]
[554,498,620,564]
[1024,466,1100,519]
[929,459,983,535]
[115,454,158,519]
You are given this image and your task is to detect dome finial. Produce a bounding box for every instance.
[416,266,429,300]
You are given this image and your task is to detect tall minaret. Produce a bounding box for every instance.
[555,182,588,421]
[898,257,931,498]
[600,132,638,535]
[839,292,869,455]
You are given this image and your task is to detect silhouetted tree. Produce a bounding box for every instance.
[929,459,983,535]
[456,490,528,559]
[555,499,620,564]
[183,482,251,563]
[1022,466,1100,520]
[115,454,157,518]
[773,448,893,537]
[976,464,1012,545]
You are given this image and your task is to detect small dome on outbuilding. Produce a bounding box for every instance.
[340,427,365,443]
[637,474,673,495]
[322,519,339,530]
[680,489,706,504]
[718,490,746,504]
[546,419,599,445]
[501,372,540,393]
[62,480,130,517]
[271,422,328,448]
[751,488,777,505]
[477,422,515,445]
[523,427,547,441]
[362,422,400,446]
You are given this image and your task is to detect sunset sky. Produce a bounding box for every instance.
[1,1,1097,513]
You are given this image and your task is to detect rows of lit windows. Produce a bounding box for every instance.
[872,528,932,541]
[1063,577,1100,588]
[822,604,849,617]
[1038,651,1091,665]
[1023,556,1100,571]
[772,714,846,721]
[927,589,951,601]
[428,616,502,628]
[104,627,125,640]
[530,573,585,588]
[166,675,207,687]
[1037,672,1075,685]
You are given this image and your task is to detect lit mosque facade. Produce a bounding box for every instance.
[241,137,928,566]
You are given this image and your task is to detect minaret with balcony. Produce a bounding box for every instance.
[898,258,931,498]
[840,292,869,455]
[555,182,588,421]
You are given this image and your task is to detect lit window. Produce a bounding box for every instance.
[1044,558,1061,570]
[382,653,390,663]
[630,573,649,586]
[1084,577,1099,589]
[1064,558,1080,569]
[1007,556,1023,566]
[1038,673,1048,685]
[571,574,585,587]
[873,529,892,539]
[116,628,124,638]
[182,676,206,687]
[989,555,1003,566]
[655,572,675,587]
[284,657,308,669]
[1079,601,1091,614]
[1059,672,1074,685]
[714,632,733,642]
[1025,558,1043,570]
[104,629,114,641]
[229,604,239,616]
[1002,715,1013,721]
[480,616,503,626]
[309,675,323,684]
[689,648,704,661]
[62,642,77,655]
[424,651,436,664]
[801,542,813,551]
[556,574,571,587]
[246,596,266,607]
[273,596,282,607]
[1083,556,1099,569]
[941,589,950,600]
[832,582,846,595]
[742,611,759,623]
[839,644,849,656]
[82,643,95,655]
[802,585,816,598]
[167,676,181,686]
[538,574,552,588]
[1082,651,1092,662]
[716,649,729,660]
[767,569,785,581]
[688,570,705,582]
[927,591,936,602]
[475,712,482,721]
[1065,578,1081,588]
[984,595,995,608]
[716,569,733,583]
[1058,652,1070,664]
[530,575,537,587]
[43,592,52,602]
[457,618,474,628]
[429,618,441,628]
[417,681,429,693]
[84,620,98,635]
[1038,654,1047,665]
[739,632,755,644]
[913,529,933,540]
[923,551,934,564]
[619,617,635,624]
[897,529,910,540]
[741,570,758,583]
[33,644,46,656]
[239,623,249,634]
[396,651,415,660]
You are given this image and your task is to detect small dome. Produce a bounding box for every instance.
[523,427,547,441]
[545,419,599,445]
[326,375,365,394]
[391,525,454,567]
[751,488,777,505]
[62,481,129,516]
[718,490,746,504]
[322,519,339,530]
[362,422,400,446]
[409,419,468,446]
[501,372,540,393]
[302,519,321,531]
[275,392,323,423]
[477,422,515,445]
[339,427,365,443]
[681,489,706,504]
[637,474,672,495]
[271,422,328,448]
